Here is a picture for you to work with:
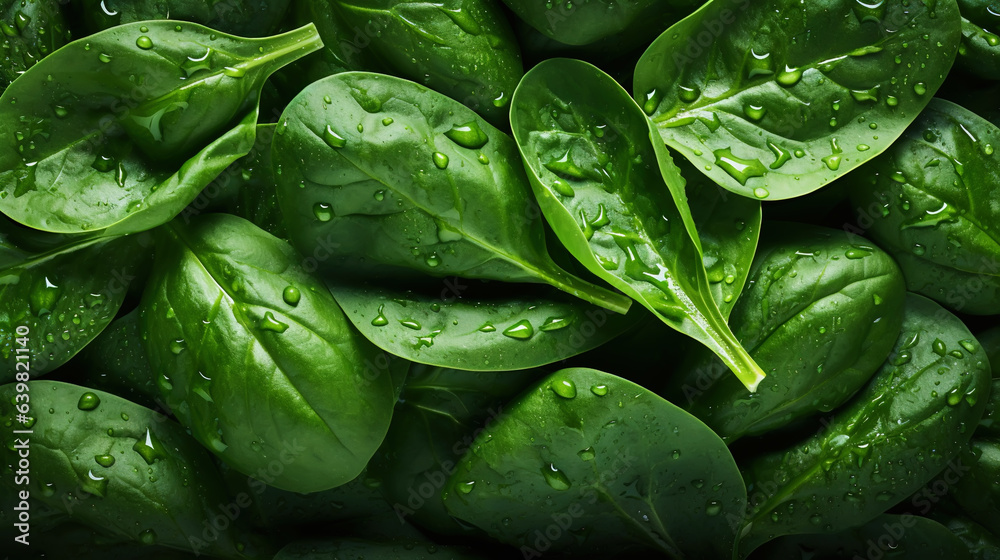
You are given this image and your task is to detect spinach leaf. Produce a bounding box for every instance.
[682,158,761,317]
[0,233,145,383]
[442,367,748,559]
[222,123,288,239]
[369,364,541,534]
[666,223,906,443]
[956,0,1000,80]
[78,0,290,37]
[848,98,1000,315]
[500,0,701,47]
[140,214,397,493]
[750,514,972,560]
[328,0,523,125]
[329,279,640,371]
[947,439,1000,536]
[511,58,766,390]
[738,294,991,556]
[635,0,962,199]
[77,308,160,410]
[0,0,71,90]
[0,22,322,235]
[0,381,266,558]
[272,72,631,315]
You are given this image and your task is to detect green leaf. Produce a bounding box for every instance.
[329,0,522,125]
[666,223,906,442]
[499,0,702,47]
[369,364,541,534]
[272,71,631,315]
[635,0,962,199]
[140,214,397,493]
[0,233,146,383]
[847,98,1000,315]
[0,381,266,558]
[76,308,160,410]
[442,367,748,558]
[738,294,991,556]
[0,21,323,234]
[956,0,1000,80]
[329,278,640,371]
[510,58,765,391]
[79,0,291,37]
[751,514,972,560]
[682,158,761,317]
[0,0,71,91]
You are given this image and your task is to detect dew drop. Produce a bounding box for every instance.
[551,379,577,399]
[77,392,100,411]
[542,463,571,491]
[502,319,534,340]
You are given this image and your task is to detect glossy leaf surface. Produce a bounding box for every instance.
[0,22,322,234]
[329,278,640,371]
[848,98,1000,315]
[273,72,631,315]
[141,214,396,492]
[511,58,765,390]
[635,0,962,199]
[738,294,990,556]
[443,367,747,559]
[667,223,906,442]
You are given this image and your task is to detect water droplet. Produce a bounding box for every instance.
[425,254,441,267]
[478,322,495,332]
[545,150,594,181]
[457,480,476,494]
[323,125,346,148]
[753,187,769,199]
[932,338,947,357]
[259,311,289,333]
[432,152,450,169]
[578,447,595,461]
[540,316,572,331]
[98,53,112,63]
[94,454,115,468]
[132,428,167,464]
[776,65,802,86]
[947,388,963,406]
[713,148,767,185]
[590,384,608,396]
[223,66,246,78]
[400,319,422,330]
[282,286,301,306]
[705,501,722,516]
[551,379,577,399]
[679,85,701,103]
[845,247,872,259]
[135,36,153,49]
[82,470,108,497]
[642,88,663,115]
[371,305,389,326]
[445,121,489,149]
[913,82,927,95]
[313,202,333,222]
[78,392,100,411]
[959,339,978,353]
[767,140,791,169]
[886,95,899,107]
[169,339,185,355]
[551,178,575,197]
[744,103,766,121]
[139,529,157,545]
[542,463,571,490]
[502,319,534,340]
